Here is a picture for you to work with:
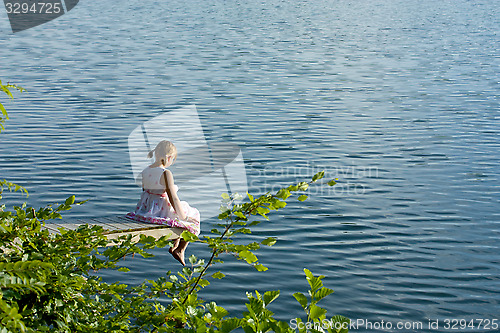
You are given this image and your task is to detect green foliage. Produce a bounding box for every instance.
[290,269,350,333]
[0,80,28,201]
[1,92,347,331]
[0,180,28,201]
[0,169,344,332]
[0,80,25,134]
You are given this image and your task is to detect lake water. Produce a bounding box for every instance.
[1,0,499,331]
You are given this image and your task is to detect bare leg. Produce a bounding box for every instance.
[169,238,180,254]
[171,239,189,266]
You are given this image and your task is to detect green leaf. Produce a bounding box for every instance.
[234,211,247,220]
[254,264,268,272]
[211,305,229,320]
[181,230,199,242]
[221,318,243,333]
[307,276,323,294]
[327,179,337,186]
[272,200,287,209]
[239,250,258,264]
[117,267,130,272]
[329,315,350,333]
[312,171,325,182]
[211,271,225,279]
[221,193,230,199]
[188,255,197,265]
[314,287,334,302]
[233,221,247,226]
[297,182,309,191]
[298,195,308,202]
[304,268,314,280]
[263,290,280,306]
[235,227,251,234]
[218,210,230,219]
[256,207,270,216]
[248,220,262,226]
[0,103,8,118]
[247,192,254,202]
[309,304,327,320]
[64,195,75,205]
[246,297,264,316]
[276,189,291,199]
[261,237,277,246]
[198,279,210,287]
[293,292,308,309]
[1,84,14,99]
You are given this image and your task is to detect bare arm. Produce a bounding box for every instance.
[161,170,187,221]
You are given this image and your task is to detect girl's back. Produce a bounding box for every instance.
[126,140,200,265]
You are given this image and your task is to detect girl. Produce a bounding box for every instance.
[126,140,200,266]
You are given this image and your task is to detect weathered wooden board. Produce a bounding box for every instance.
[43,215,183,244]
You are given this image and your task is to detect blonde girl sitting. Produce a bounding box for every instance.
[126,140,200,266]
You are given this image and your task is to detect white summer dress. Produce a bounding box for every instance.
[126,166,201,235]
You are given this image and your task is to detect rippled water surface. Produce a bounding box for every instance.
[1,0,499,331]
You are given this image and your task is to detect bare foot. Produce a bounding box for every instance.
[171,250,185,266]
[170,238,188,266]
[169,238,180,254]
[171,248,186,266]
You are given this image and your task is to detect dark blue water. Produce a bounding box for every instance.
[1,0,499,331]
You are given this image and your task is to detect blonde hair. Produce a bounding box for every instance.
[147,140,177,165]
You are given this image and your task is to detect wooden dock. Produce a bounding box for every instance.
[43,216,183,243]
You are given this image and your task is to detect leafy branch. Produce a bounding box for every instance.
[0,173,348,332]
[0,79,27,203]
[0,79,25,134]
[178,171,337,306]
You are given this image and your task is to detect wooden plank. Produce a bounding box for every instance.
[45,221,82,231]
[41,216,184,245]
[101,216,151,230]
[106,227,183,244]
[100,216,177,233]
[85,218,125,231]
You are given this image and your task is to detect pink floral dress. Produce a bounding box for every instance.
[126,166,201,235]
